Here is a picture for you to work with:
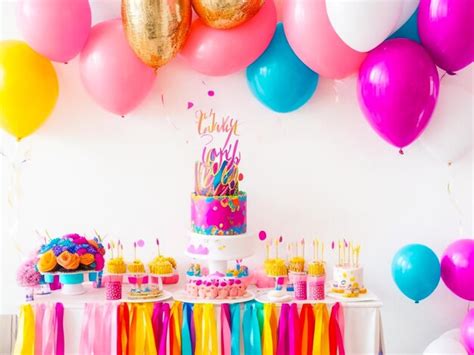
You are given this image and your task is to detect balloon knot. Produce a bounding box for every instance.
[64,62,68,65]
[415,300,419,304]
[399,148,404,155]
[121,115,125,118]
[446,71,456,76]
[448,161,453,167]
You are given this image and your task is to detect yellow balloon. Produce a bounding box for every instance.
[0,40,59,140]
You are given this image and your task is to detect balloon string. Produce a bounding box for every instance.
[0,140,31,257]
[447,175,464,236]
[333,80,344,103]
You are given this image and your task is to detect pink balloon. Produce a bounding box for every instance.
[80,19,156,116]
[180,0,277,76]
[17,0,91,63]
[358,39,439,150]
[461,310,474,354]
[441,239,474,301]
[282,0,367,79]
[418,0,474,73]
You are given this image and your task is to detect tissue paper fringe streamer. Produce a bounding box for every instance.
[14,302,64,355]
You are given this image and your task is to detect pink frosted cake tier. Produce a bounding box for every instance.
[185,277,247,299]
[191,192,247,235]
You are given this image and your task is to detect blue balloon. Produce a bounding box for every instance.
[246,23,319,113]
[392,244,440,303]
[388,9,420,43]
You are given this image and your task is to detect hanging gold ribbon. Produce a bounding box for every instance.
[128,304,157,355]
[14,304,35,355]
[194,304,204,355]
[313,304,330,355]
[262,303,277,355]
[202,304,218,355]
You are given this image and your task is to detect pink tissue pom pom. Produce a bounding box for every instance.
[16,258,41,287]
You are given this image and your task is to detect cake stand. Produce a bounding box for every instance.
[42,271,98,295]
[185,232,256,274]
[149,272,174,291]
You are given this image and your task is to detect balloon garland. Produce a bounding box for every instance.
[0,0,472,152]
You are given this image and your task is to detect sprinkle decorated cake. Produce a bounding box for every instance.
[106,241,126,274]
[331,241,367,297]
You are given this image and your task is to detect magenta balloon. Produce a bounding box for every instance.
[462,310,474,354]
[283,0,367,79]
[358,39,439,150]
[80,19,156,116]
[418,0,474,73]
[17,0,91,62]
[441,239,474,301]
[180,0,276,76]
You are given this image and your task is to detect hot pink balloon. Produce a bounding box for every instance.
[358,39,439,150]
[441,239,474,301]
[80,19,156,116]
[17,0,91,63]
[282,0,367,79]
[418,0,474,73]
[461,310,474,354]
[181,0,277,76]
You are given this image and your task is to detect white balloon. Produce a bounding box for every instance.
[325,0,403,52]
[424,336,467,355]
[420,76,473,164]
[440,328,462,341]
[392,0,419,33]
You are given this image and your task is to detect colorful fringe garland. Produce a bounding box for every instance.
[15,301,345,355]
[14,303,65,355]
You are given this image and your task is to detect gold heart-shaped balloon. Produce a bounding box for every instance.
[192,0,265,29]
[122,0,191,69]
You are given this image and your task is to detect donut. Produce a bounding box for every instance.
[80,253,95,266]
[57,251,80,270]
[38,250,57,273]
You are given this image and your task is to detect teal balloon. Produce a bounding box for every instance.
[246,23,319,113]
[392,244,440,303]
[388,9,420,42]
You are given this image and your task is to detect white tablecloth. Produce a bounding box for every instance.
[32,285,384,355]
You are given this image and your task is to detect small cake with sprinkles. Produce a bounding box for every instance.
[127,240,145,274]
[106,240,126,274]
[149,238,177,275]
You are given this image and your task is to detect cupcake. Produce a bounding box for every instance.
[264,259,275,274]
[289,256,305,273]
[128,260,145,273]
[106,257,127,274]
[266,258,288,277]
[149,258,173,275]
[308,261,325,276]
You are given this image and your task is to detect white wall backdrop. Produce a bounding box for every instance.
[0,1,472,353]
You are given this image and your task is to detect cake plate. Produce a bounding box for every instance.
[326,290,379,302]
[173,290,255,305]
[127,290,173,303]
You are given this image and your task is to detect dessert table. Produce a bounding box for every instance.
[20,284,385,355]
